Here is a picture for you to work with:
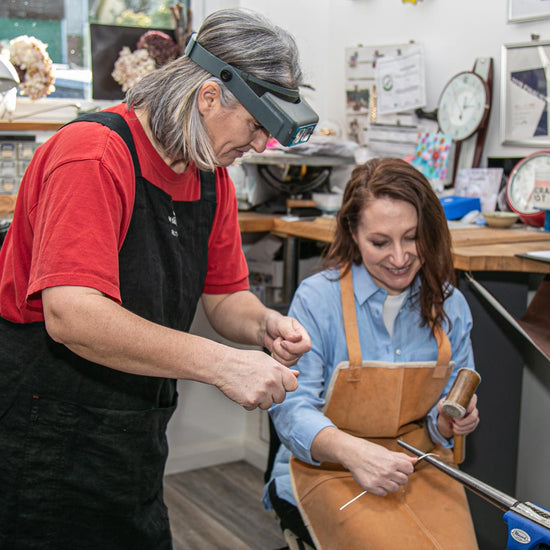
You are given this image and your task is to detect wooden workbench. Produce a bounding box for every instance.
[239,212,550,275]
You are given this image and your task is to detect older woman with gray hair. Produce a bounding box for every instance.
[0,8,314,549]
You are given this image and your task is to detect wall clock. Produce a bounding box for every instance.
[437,71,490,141]
[506,151,549,227]
[436,58,493,185]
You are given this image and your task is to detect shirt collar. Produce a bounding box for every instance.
[350,262,421,305]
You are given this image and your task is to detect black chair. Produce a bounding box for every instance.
[264,404,315,550]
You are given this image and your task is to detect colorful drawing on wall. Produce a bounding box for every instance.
[411,132,452,181]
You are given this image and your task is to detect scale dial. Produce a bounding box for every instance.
[506,151,549,227]
[437,71,490,141]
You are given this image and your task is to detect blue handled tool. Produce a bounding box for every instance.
[397,440,550,549]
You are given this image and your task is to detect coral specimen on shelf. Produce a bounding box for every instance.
[111,46,157,93]
[8,35,55,100]
[111,30,178,92]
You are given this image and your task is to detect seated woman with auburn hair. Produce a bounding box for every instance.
[264,157,480,550]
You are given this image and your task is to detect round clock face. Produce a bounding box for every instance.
[437,71,490,141]
[506,152,549,227]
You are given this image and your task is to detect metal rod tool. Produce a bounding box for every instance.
[397,439,550,533]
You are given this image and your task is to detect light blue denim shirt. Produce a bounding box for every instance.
[263,262,475,509]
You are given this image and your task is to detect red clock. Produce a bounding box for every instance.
[506,151,548,227]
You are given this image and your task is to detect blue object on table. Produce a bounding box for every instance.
[544,210,550,232]
[439,196,482,220]
[439,195,481,220]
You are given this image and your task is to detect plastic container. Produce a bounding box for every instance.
[439,196,481,220]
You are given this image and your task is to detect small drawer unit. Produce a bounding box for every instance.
[0,139,38,195]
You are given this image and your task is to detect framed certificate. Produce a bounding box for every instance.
[508,0,550,22]
[501,40,550,146]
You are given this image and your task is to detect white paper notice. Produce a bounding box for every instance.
[375,45,426,115]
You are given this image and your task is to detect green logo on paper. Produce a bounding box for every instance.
[382,75,393,92]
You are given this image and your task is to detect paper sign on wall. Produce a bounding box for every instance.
[375,44,426,115]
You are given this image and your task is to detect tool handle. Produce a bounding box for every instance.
[454,434,466,464]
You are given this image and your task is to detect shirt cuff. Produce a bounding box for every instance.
[426,408,453,448]
[291,414,336,464]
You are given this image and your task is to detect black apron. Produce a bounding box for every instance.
[0,112,217,550]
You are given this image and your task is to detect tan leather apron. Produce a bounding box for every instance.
[289,269,478,550]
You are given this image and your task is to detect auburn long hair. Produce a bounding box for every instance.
[323,157,455,331]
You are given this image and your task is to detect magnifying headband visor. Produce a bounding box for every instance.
[185,34,318,147]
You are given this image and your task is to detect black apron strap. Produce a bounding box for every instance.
[66,111,142,177]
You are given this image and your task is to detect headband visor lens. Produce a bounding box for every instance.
[261,93,318,147]
[289,124,317,146]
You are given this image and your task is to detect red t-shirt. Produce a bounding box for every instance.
[0,104,249,323]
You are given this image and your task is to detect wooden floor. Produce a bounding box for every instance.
[164,461,287,550]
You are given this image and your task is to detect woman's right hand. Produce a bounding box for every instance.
[343,438,417,496]
[312,427,416,496]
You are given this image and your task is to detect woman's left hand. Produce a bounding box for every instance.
[437,393,480,438]
[265,314,311,367]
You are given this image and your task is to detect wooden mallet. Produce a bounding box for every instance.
[441,368,481,464]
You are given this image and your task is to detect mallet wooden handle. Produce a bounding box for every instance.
[453,434,466,464]
[441,368,481,464]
